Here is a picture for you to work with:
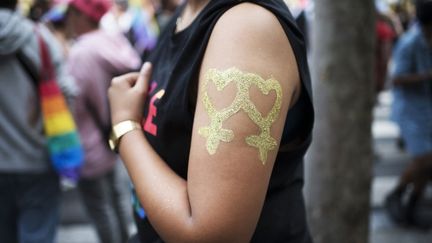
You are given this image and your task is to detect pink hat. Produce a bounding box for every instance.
[69,0,112,23]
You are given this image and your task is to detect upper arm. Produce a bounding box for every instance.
[186,3,299,241]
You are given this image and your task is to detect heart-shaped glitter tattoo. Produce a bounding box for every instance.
[198,68,283,165]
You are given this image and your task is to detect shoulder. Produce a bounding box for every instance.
[37,25,65,59]
[213,2,285,44]
[222,2,280,23]
[67,37,99,85]
[68,44,92,69]
[202,2,299,95]
[394,28,420,57]
[68,33,102,64]
[401,26,423,47]
[206,2,295,64]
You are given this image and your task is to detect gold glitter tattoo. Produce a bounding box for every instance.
[198,68,283,165]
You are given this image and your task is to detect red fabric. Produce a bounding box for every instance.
[38,30,55,81]
[69,0,111,23]
[375,20,396,93]
[376,20,395,41]
[39,80,62,97]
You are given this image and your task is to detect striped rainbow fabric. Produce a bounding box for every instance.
[40,80,84,181]
[38,27,84,183]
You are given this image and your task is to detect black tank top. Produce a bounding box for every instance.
[133,1,314,242]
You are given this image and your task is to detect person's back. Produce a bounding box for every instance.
[65,1,140,242]
[0,1,72,242]
[68,29,141,177]
[1,5,51,172]
[66,0,141,178]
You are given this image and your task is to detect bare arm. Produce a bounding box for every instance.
[109,3,300,242]
[392,72,432,86]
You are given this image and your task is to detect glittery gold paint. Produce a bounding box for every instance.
[198,68,283,165]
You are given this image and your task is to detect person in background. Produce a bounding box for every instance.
[375,8,396,94]
[0,0,75,242]
[393,0,416,33]
[385,0,432,229]
[28,0,51,21]
[153,0,182,30]
[65,0,141,242]
[101,0,159,61]
[41,1,70,58]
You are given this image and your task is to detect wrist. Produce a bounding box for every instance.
[109,120,142,152]
[111,113,142,126]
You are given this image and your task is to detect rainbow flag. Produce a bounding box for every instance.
[39,80,84,182]
[37,28,84,183]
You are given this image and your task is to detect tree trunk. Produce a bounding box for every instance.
[305,1,375,243]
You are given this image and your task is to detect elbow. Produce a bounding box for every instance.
[162,220,253,243]
[168,234,251,243]
[391,76,403,86]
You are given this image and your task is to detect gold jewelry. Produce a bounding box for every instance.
[109,120,142,152]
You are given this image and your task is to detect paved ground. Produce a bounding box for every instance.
[56,164,137,243]
[57,91,432,243]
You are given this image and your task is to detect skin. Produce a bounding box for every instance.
[108,1,300,242]
[65,7,99,39]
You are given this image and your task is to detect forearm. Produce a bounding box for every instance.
[118,130,197,242]
[119,129,258,243]
[392,72,432,85]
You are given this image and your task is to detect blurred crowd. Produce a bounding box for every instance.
[379,0,432,231]
[367,0,432,230]
[0,0,181,242]
[0,0,431,242]
[25,0,182,59]
[288,0,432,230]
[374,0,416,93]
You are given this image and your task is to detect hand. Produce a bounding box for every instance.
[108,62,152,125]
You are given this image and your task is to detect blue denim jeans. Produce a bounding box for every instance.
[78,164,131,243]
[0,172,60,243]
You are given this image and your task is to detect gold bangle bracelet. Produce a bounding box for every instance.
[108,120,142,152]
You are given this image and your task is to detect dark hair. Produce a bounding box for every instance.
[0,0,17,10]
[416,0,432,25]
[29,0,51,21]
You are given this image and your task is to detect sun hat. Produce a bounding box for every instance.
[69,0,112,23]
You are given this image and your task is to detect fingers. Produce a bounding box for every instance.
[135,62,152,92]
[110,62,152,92]
[111,72,140,87]
[108,62,153,125]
